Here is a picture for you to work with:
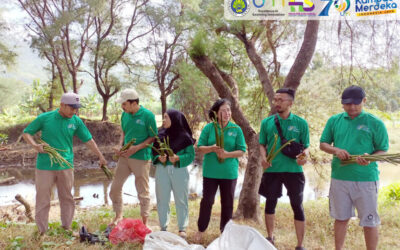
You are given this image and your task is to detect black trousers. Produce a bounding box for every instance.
[197,177,237,232]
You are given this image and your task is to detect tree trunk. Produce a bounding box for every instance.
[284,20,320,89]
[241,38,275,112]
[191,55,262,222]
[161,93,167,115]
[72,72,78,93]
[234,133,262,222]
[48,64,56,111]
[102,96,109,121]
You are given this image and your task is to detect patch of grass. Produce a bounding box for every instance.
[1,198,400,249]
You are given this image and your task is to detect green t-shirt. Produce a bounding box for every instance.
[320,110,389,181]
[197,121,246,180]
[23,109,92,170]
[121,106,157,161]
[259,113,310,173]
[152,144,195,168]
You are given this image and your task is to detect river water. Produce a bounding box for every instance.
[1,163,399,207]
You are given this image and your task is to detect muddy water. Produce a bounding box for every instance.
[1,163,399,207]
[0,164,244,207]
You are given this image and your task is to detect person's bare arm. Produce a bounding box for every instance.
[198,145,220,154]
[22,133,45,153]
[259,144,271,170]
[296,148,309,166]
[320,142,350,160]
[85,139,107,166]
[120,137,155,158]
[216,149,245,159]
[356,150,387,166]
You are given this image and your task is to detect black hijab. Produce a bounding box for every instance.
[155,109,196,154]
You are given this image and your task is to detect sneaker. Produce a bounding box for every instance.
[295,247,306,250]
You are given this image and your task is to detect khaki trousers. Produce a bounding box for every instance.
[109,157,151,218]
[35,168,74,233]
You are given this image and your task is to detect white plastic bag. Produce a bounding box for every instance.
[143,231,205,250]
[206,220,276,250]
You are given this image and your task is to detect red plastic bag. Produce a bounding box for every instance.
[109,218,152,244]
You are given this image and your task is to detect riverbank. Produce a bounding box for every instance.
[1,197,400,249]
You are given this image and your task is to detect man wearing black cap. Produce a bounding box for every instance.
[320,85,389,250]
[22,92,107,234]
[259,88,310,250]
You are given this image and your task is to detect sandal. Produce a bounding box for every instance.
[195,231,203,243]
[266,236,275,246]
[178,231,187,239]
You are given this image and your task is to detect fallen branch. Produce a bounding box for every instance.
[123,192,136,197]
[0,177,15,184]
[15,194,34,223]
[50,196,83,205]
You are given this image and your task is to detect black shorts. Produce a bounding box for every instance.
[258,172,305,200]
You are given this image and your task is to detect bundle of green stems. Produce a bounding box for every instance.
[101,165,114,180]
[113,138,136,161]
[148,127,174,166]
[341,153,400,166]
[38,139,72,169]
[211,111,235,163]
[266,134,295,163]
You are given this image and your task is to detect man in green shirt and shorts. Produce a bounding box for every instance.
[23,92,107,234]
[259,88,310,250]
[109,88,157,226]
[320,85,389,250]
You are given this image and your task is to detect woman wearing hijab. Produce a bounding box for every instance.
[195,99,246,241]
[152,109,196,238]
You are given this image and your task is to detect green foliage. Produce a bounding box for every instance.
[20,80,52,114]
[47,222,75,240]
[6,236,25,250]
[171,62,217,130]
[0,78,26,110]
[71,221,79,230]
[0,42,17,68]
[189,30,207,58]
[0,133,8,145]
[0,10,17,68]
[108,100,122,124]
[80,93,102,118]
[380,182,400,204]
[387,183,400,201]
[0,107,35,129]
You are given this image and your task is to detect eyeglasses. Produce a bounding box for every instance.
[272,98,291,103]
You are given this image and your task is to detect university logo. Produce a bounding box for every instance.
[357,124,370,132]
[228,131,238,137]
[68,124,76,130]
[288,126,300,132]
[229,0,251,16]
[136,119,145,126]
[319,0,351,16]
